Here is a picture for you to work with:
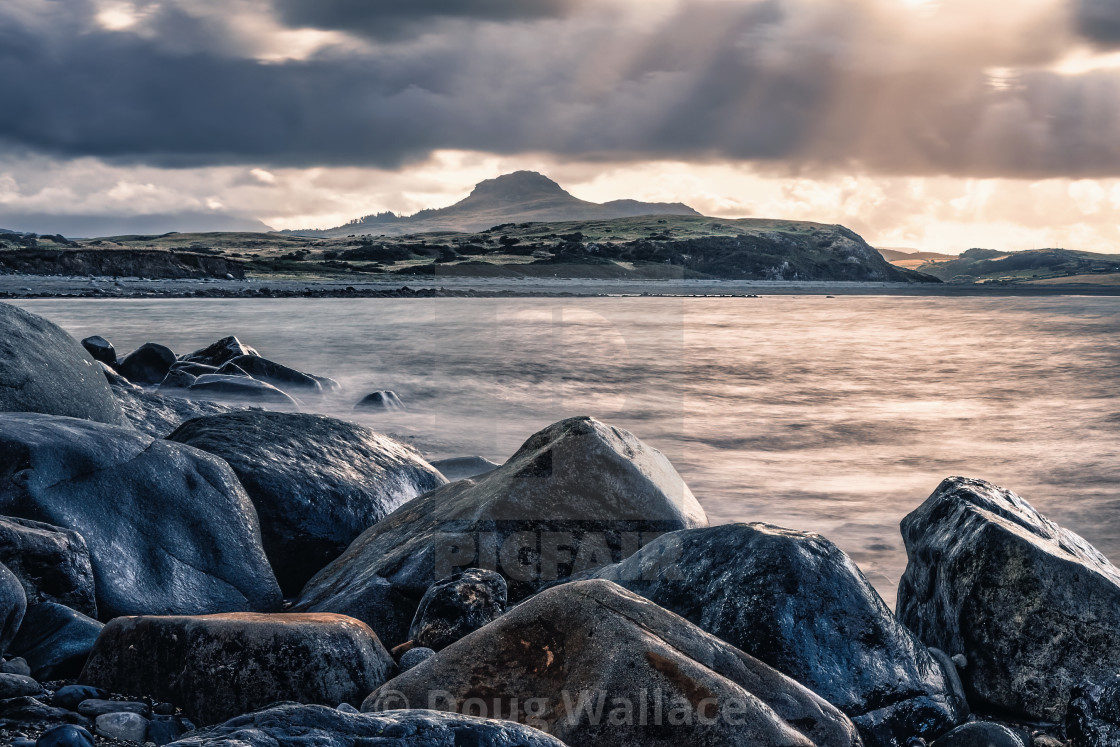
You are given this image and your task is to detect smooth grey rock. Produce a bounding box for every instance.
[431,456,501,482]
[579,522,965,746]
[95,711,149,741]
[77,699,150,718]
[117,342,176,385]
[355,391,405,411]
[189,374,298,406]
[33,724,94,747]
[180,336,258,367]
[10,603,104,680]
[408,569,506,651]
[165,704,567,747]
[366,579,860,747]
[158,368,197,389]
[0,672,40,698]
[79,337,115,366]
[0,516,96,617]
[0,302,127,425]
[167,411,447,595]
[0,413,281,619]
[51,684,109,712]
[295,417,707,647]
[398,646,434,671]
[1068,679,1120,747]
[217,355,323,393]
[80,612,394,725]
[930,722,1027,747]
[897,476,1120,721]
[109,378,242,438]
[0,561,26,656]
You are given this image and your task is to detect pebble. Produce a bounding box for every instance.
[33,724,95,747]
[77,699,151,718]
[399,646,436,671]
[94,712,149,742]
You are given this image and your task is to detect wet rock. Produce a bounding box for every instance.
[295,416,707,647]
[158,368,197,389]
[0,697,90,727]
[168,411,447,595]
[33,724,94,747]
[217,355,323,393]
[80,612,394,725]
[399,646,434,671]
[580,523,966,746]
[0,516,97,617]
[366,579,860,747]
[930,722,1027,747]
[0,672,40,698]
[117,343,176,385]
[309,374,341,392]
[180,336,258,367]
[109,379,241,438]
[431,456,501,482]
[50,685,108,712]
[9,603,103,680]
[94,711,148,741]
[170,361,218,377]
[0,302,127,426]
[79,337,114,366]
[0,562,26,655]
[408,569,506,651]
[165,704,567,747]
[77,699,150,718]
[0,413,281,618]
[355,391,405,411]
[189,374,298,406]
[1067,679,1120,747]
[897,476,1120,722]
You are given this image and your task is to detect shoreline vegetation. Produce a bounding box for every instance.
[2,302,1120,745]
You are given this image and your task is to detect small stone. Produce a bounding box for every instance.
[95,712,149,742]
[80,336,116,366]
[0,672,41,698]
[399,646,435,671]
[336,703,360,714]
[146,716,187,746]
[353,390,405,412]
[408,569,507,651]
[952,654,968,669]
[34,724,95,747]
[0,657,32,676]
[78,699,151,718]
[152,702,175,716]
[50,685,109,712]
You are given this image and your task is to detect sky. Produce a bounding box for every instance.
[1,0,1119,252]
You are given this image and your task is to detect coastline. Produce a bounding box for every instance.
[4,274,1120,299]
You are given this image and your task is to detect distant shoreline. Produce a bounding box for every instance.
[5,274,1120,299]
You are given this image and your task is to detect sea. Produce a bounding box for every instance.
[16,294,1120,607]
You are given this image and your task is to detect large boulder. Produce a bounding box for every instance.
[116,342,176,386]
[168,412,448,595]
[166,704,567,747]
[81,613,394,725]
[0,562,26,655]
[294,416,707,647]
[581,523,965,746]
[108,376,242,438]
[897,476,1120,722]
[0,413,281,619]
[365,579,860,747]
[0,516,96,617]
[216,355,323,393]
[0,302,127,425]
[408,569,507,651]
[9,602,103,680]
[179,336,258,367]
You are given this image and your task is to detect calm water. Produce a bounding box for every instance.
[17,295,1120,606]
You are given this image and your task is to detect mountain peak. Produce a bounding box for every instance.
[464,171,571,204]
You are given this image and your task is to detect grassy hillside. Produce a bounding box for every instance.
[902,248,1120,284]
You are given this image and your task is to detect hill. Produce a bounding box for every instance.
[293,171,701,237]
[905,248,1120,284]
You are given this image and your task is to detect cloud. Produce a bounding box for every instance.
[0,0,1119,180]
[271,0,579,41]
[1076,0,1120,47]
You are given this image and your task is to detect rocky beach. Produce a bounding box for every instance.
[1,298,1119,747]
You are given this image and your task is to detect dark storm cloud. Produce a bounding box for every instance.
[1,0,1120,177]
[273,0,578,40]
[1076,0,1120,47]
